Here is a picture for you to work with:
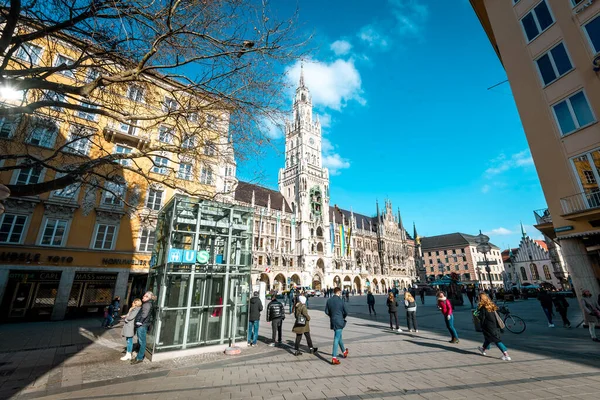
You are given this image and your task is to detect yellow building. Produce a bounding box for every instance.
[0,27,236,321]
[470,1,600,304]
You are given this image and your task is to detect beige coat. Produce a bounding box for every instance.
[292,303,310,334]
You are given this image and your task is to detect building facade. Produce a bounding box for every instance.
[0,30,233,321]
[420,233,505,289]
[235,69,418,293]
[471,0,600,304]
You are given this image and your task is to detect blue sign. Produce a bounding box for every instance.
[168,249,197,264]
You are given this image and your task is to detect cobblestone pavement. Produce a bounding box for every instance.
[1,295,600,399]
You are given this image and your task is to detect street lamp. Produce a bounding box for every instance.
[475,230,494,299]
[438,262,445,279]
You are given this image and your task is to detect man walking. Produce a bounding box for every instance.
[552,292,571,328]
[266,292,285,346]
[288,286,295,314]
[467,286,476,309]
[367,291,376,316]
[325,287,349,365]
[537,289,555,327]
[131,291,155,365]
[420,288,426,305]
[248,291,263,347]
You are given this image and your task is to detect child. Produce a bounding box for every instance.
[102,306,110,327]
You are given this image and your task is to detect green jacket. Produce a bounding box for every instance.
[292,303,310,334]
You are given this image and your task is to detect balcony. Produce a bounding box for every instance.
[560,191,600,220]
[103,124,150,149]
[534,208,552,225]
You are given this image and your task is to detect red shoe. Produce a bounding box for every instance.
[331,357,341,365]
[343,348,349,358]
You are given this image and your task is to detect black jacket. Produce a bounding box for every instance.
[266,299,285,321]
[538,292,553,309]
[552,294,569,311]
[135,300,155,328]
[478,307,502,343]
[367,293,375,305]
[386,298,398,313]
[325,295,347,330]
[249,296,263,321]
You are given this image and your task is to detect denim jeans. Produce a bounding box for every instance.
[126,336,133,353]
[406,311,417,331]
[248,320,259,344]
[444,314,459,339]
[483,339,507,353]
[332,328,345,358]
[136,325,147,361]
[542,307,553,324]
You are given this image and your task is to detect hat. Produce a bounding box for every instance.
[253,291,259,296]
[298,295,307,304]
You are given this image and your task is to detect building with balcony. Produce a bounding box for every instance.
[471,0,600,303]
[0,26,234,321]
[420,233,505,289]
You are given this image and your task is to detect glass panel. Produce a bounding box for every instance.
[553,100,576,134]
[585,16,600,53]
[570,92,595,128]
[535,1,553,31]
[163,274,190,308]
[572,155,599,194]
[550,43,572,76]
[536,53,556,85]
[158,309,187,347]
[522,13,539,41]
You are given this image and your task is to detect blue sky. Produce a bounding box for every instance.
[237,0,547,249]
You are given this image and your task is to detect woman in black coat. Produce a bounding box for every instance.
[476,293,511,361]
[386,293,401,332]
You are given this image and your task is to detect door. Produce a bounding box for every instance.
[9,282,34,318]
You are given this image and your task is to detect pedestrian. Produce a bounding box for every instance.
[247,291,263,347]
[467,286,476,309]
[404,292,418,332]
[367,291,376,316]
[325,287,349,365]
[288,287,295,314]
[552,292,571,328]
[292,295,317,356]
[131,291,155,365]
[420,288,426,305]
[476,293,512,361]
[345,289,350,303]
[437,291,459,343]
[537,289,555,327]
[581,289,600,342]
[386,292,402,332]
[104,296,120,328]
[267,292,285,346]
[120,298,142,361]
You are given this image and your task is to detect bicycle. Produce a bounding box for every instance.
[497,301,526,334]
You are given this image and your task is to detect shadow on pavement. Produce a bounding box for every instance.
[404,339,475,356]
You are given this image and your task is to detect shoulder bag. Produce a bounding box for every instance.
[295,307,306,326]
[494,310,506,330]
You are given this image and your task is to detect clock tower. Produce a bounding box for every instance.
[278,65,331,285]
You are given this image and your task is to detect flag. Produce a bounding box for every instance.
[275,212,281,250]
[291,217,296,254]
[340,224,345,256]
[346,226,352,256]
[330,220,335,251]
[265,266,271,273]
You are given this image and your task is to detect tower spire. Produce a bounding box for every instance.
[299,62,305,88]
[520,221,527,238]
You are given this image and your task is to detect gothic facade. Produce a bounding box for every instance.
[233,69,417,293]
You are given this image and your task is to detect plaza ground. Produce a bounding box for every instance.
[1,294,599,399]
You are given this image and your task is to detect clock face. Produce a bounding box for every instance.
[309,138,314,145]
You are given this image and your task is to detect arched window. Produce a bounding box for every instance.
[310,228,315,237]
[530,263,540,280]
[316,227,323,237]
[543,265,552,280]
[520,266,527,281]
[317,243,323,253]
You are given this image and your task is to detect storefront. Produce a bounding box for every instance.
[0,270,62,320]
[147,196,253,360]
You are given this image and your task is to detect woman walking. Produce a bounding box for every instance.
[476,293,512,361]
[404,292,418,332]
[292,296,318,356]
[386,292,402,332]
[437,291,459,343]
[120,298,142,361]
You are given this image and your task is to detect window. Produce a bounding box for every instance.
[520,266,527,281]
[93,224,117,249]
[65,126,92,155]
[44,91,65,111]
[52,173,80,199]
[127,86,144,102]
[521,1,554,42]
[206,114,216,128]
[41,218,68,246]
[158,126,173,143]
[54,55,75,77]
[178,162,193,180]
[189,113,199,123]
[102,181,125,206]
[535,43,572,86]
[138,228,156,252]
[146,188,164,211]
[15,165,42,185]
[204,140,216,156]
[181,135,195,149]
[530,263,540,280]
[543,265,552,280]
[552,91,595,135]
[585,15,600,54]
[571,0,585,6]
[163,97,177,112]
[15,43,43,64]
[0,214,27,243]
[428,252,432,256]
[28,120,59,148]
[584,170,597,184]
[0,115,19,138]
[76,102,98,121]
[571,150,600,200]
[152,156,168,174]
[200,166,213,185]
[85,69,99,83]
[114,145,133,166]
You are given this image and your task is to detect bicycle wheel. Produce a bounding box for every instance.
[504,314,526,334]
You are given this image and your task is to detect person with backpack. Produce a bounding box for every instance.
[552,292,571,328]
[292,296,317,356]
[247,291,263,347]
[404,292,418,332]
[266,292,285,346]
[476,293,511,361]
[386,292,402,332]
[367,291,376,316]
[437,291,459,343]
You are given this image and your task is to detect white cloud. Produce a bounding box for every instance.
[330,40,352,56]
[319,113,332,129]
[358,26,390,50]
[485,150,534,177]
[323,153,350,176]
[260,116,285,139]
[485,227,513,236]
[286,59,365,111]
[481,184,490,194]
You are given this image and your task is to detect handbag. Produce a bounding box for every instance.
[494,311,506,330]
[295,312,306,326]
